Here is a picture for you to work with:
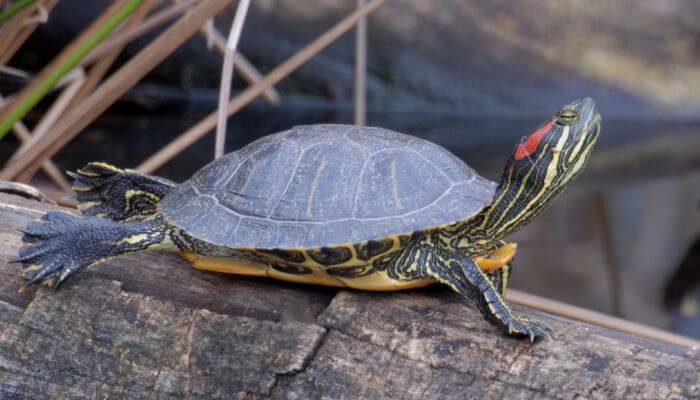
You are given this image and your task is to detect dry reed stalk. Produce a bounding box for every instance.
[214,0,250,159]
[0,0,37,24]
[0,64,28,78]
[138,0,389,174]
[507,289,700,348]
[0,93,71,191]
[66,0,158,112]
[0,0,37,59]
[28,180,79,207]
[2,0,234,181]
[0,0,57,65]
[201,23,280,106]
[354,0,367,126]
[9,69,85,163]
[0,67,88,111]
[593,192,624,317]
[20,1,47,25]
[81,0,196,66]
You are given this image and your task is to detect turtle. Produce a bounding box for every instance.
[15,98,600,341]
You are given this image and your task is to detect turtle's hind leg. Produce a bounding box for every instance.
[15,211,174,289]
[69,162,175,221]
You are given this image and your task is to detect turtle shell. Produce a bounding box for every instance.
[160,124,497,249]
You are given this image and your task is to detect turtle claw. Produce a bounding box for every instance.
[19,253,77,290]
[23,262,60,286]
[508,315,554,342]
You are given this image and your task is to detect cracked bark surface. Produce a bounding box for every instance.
[0,193,698,399]
[0,279,326,399]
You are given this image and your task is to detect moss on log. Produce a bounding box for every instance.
[0,193,698,399]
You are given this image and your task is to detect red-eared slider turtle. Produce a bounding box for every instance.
[16,98,600,341]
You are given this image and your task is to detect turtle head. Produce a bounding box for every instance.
[469,98,600,241]
[509,97,600,182]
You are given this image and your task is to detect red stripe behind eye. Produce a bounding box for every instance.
[514,119,555,160]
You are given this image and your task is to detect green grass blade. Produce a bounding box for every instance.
[0,0,143,140]
[0,0,38,25]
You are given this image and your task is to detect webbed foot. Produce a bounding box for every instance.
[14,210,168,291]
[15,211,89,289]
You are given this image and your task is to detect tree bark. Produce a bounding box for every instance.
[0,192,697,399]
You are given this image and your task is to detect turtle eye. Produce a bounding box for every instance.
[556,109,579,125]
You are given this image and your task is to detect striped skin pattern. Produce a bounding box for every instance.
[448,108,600,256]
[16,98,600,341]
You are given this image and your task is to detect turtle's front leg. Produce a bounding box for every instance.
[390,242,551,341]
[486,263,512,296]
[14,211,174,289]
[69,162,176,221]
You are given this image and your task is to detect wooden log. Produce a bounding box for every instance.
[0,192,698,399]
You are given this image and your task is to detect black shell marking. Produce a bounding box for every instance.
[270,262,313,275]
[307,246,353,266]
[160,124,497,248]
[258,248,306,263]
[354,239,394,261]
[326,265,375,278]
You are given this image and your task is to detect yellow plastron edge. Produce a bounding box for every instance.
[474,242,517,272]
